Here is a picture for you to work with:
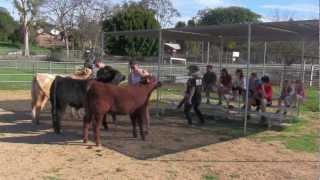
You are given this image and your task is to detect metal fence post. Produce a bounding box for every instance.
[310,65,314,87]
[244,23,252,136]
[263,41,267,76]
[49,61,52,74]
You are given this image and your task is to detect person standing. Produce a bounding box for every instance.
[202,65,217,104]
[128,60,150,85]
[91,59,106,79]
[128,60,151,133]
[183,65,204,125]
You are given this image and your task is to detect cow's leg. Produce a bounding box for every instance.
[137,114,145,141]
[53,104,66,134]
[111,113,117,124]
[94,113,103,146]
[37,95,48,124]
[143,106,150,135]
[32,91,45,125]
[83,113,92,144]
[102,113,108,130]
[31,78,38,124]
[130,114,137,138]
[71,108,82,121]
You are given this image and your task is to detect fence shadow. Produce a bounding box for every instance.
[0,99,268,160]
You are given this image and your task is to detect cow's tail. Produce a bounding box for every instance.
[50,76,60,133]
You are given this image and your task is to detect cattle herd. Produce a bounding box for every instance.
[31,66,161,146]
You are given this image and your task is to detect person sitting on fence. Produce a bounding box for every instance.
[261,75,273,107]
[293,79,306,107]
[182,65,204,125]
[217,68,233,108]
[232,68,246,103]
[91,59,106,79]
[246,79,268,125]
[248,72,258,97]
[128,60,150,85]
[276,80,295,115]
[202,65,217,104]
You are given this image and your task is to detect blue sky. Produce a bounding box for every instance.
[1,0,318,23]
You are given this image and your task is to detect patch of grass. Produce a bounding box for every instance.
[203,175,219,180]
[42,176,61,180]
[302,88,319,112]
[0,42,20,55]
[286,133,318,153]
[253,114,319,153]
[258,133,318,153]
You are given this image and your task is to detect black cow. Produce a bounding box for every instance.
[50,66,125,133]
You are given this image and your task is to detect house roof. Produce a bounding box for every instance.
[106,20,319,42]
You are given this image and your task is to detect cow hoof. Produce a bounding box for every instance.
[83,139,88,144]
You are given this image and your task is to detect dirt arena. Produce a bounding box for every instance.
[0,90,319,180]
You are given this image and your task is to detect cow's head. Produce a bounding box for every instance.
[96,66,126,85]
[140,75,162,89]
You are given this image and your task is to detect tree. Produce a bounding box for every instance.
[13,0,44,56]
[140,0,180,28]
[75,0,111,52]
[197,6,261,25]
[187,19,196,27]
[0,7,18,42]
[44,0,81,58]
[175,21,186,28]
[103,2,160,57]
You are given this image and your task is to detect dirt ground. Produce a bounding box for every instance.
[0,90,319,180]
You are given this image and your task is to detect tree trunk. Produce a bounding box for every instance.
[65,30,70,60]
[23,18,30,57]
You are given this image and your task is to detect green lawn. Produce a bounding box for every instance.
[0,41,50,55]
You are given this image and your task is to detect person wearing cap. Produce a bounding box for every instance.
[182,65,204,125]
[91,59,106,79]
[202,65,217,104]
[128,60,150,85]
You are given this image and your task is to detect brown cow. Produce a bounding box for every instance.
[31,68,92,124]
[83,76,161,146]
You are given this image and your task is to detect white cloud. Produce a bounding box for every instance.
[260,16,273,22]
[262,3,318,13]
[194,0,243,8]
[194,0,228,7]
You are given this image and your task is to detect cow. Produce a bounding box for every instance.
[31,68,92,124]
[50,66,126,133]
[83,76,161,146]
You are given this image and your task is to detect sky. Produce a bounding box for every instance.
[0,0,318,24]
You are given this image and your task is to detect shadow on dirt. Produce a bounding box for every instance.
[0,99,270,160]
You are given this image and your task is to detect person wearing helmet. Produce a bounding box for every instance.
[181,65,204,125]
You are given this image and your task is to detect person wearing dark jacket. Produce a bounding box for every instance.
[202,65,217,104]
[182,65,204,125]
